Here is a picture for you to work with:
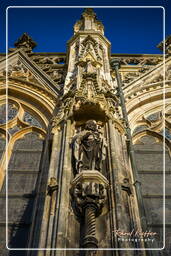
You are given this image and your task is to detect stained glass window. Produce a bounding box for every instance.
[0,103,18,124]
[23,112,42,128]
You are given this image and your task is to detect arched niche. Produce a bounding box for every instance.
[73,101,108,123]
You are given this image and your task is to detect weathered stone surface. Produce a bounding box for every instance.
[0,7,170,256]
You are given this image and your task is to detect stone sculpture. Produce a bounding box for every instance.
[71,120,107,175]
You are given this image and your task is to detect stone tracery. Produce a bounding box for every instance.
[0,7,170,256]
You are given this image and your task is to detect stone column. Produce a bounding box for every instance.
[70,170,109,256]
[110,60,155,256]
[111,59,147,232]
[107,120,134,256]
[36,128,61,256]
[55,119,73,251]
[36,119,73,256]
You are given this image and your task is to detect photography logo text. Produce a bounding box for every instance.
[113,229,158,243]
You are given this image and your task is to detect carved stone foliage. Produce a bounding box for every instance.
[62,19,119,124]
[70,170,109,251]
[52,78,121,131]
[32,56,66,65]
[63,67,120,121]
[71,181,107,217]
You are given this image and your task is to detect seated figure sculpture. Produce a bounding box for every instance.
[71,120,107,175]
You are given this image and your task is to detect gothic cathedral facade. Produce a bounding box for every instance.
[0,8,171,256]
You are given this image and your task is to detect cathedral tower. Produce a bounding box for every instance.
[32,9,151,255]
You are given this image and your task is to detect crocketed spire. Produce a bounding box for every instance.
[74,8,104,35]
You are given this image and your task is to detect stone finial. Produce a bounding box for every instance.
[14,33,37,52]
[82,8,96,19]
[74,8,104,34]
[157,35,171,56]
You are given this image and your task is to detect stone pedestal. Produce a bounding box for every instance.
[70,170,109,253]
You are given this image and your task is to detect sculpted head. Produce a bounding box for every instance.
[85,120,97,131]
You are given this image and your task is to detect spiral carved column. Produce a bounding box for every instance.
[83,205,98,248]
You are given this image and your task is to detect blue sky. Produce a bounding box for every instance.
[1,0,171,54]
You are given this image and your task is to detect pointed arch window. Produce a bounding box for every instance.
[0,99,48,253]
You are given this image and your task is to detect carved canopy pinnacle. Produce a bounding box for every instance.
[82,8,97,18]
[74,8,104,34]
[14,33,37,52]
[157,35,171,56]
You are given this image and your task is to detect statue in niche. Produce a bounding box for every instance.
[71,120,107,175]
[85,59,96,74]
